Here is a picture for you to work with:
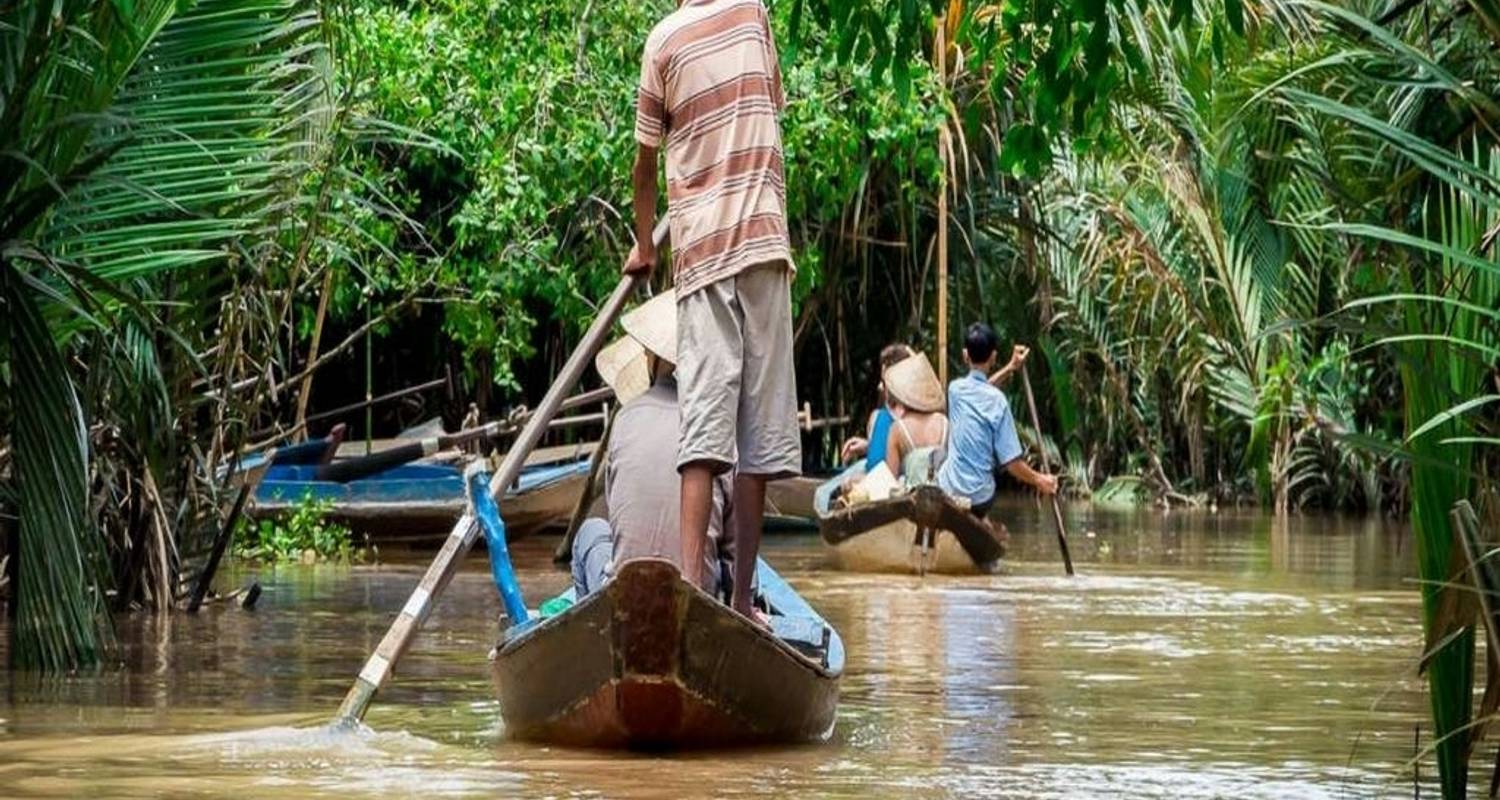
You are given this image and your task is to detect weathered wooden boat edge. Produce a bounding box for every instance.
[490,558,843,749]
[816,483,1007,573]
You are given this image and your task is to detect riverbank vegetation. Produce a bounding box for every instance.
[1,0,1497,793]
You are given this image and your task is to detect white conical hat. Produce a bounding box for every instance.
[594,292,676,403]
[883,352,945,413]
[594,336,651,403]
[620,291,676,365]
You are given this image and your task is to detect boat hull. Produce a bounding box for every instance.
[827,519,993,574]
[765,475,821,519]
[491,558,841,748]
[251,460,589,543]
[818,485,1006,575]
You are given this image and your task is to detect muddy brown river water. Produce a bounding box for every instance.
[0,499,1431,797]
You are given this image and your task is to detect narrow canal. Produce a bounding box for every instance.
[0,499,1428,797]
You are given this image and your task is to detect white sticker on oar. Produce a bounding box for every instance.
[358,653,391,687]
[451,515,479,546]
[402,587,430,620]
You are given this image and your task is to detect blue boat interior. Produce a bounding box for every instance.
[256,459,590,504]
[528,560,844,673]
[269,437,335,466]
[756,559,845,672]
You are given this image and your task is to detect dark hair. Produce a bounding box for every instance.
[878,343,914,371]
[964,323,998,364]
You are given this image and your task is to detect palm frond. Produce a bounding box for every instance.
[2,0,335,669]
[2,271,112,670]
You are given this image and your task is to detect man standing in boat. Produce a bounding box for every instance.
[937,323,1058,519]
[571,293,735,598]
[625,0,799,619]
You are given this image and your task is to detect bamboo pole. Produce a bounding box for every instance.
[246,385,614,455]
[305,377,447,426]
[185,484,252,614]
[1019,366,1075,576]
[332,219,667,726]
[316,409,609,483]
[935,16,950,385]
[554,403,616,565]
[364,289,373,456]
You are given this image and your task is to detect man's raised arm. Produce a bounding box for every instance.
[625,144,659,275]
[627,32,666,276]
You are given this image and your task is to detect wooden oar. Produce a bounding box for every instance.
[1018,364,1075,577]
[553,403,616,565]
[315,422,506,482]
[333,220,666,727]
[314,404,609,483]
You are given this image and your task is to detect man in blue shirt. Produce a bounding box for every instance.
[936,323,1058,518]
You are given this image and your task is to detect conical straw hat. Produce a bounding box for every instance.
[883,352,944,413]
[594,336,651,403]
[594,292,677,404]
[620,291,676,365]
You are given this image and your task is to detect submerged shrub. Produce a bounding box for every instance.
[234,496,366,564]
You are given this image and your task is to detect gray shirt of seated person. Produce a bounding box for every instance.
[580,375,732,595]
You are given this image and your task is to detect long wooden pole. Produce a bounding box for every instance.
[333,219,667,726]
[304,376,446,426]
[294,268,336,436]
[315,408,608,484]
[935,16,949,386]
[185,483,252,614]
[553,403,616,564]
[1019,365,1075,576]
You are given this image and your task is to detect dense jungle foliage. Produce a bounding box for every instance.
[2,0,1498,793]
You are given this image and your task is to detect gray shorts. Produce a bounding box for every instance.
[676,261,801,479]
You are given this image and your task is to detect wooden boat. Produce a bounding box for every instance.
[219,424,341,486]
[816,478,1008,574]
[269,424,344,466]
[251,457,591,542]
[762,474,827,531]
[765,474,821,518]
[490,557,843,748]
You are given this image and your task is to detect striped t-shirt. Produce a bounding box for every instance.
[635,0,795,297]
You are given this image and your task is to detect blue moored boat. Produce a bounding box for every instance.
[251,458,592,544]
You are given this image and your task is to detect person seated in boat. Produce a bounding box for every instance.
[571,292,734,600]
[878,351,950,485]
[936,322,1058,519]
[838,343,914,470]
[819,349,950,511]
[840,349,942,486]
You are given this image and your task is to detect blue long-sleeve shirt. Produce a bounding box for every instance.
[936,370,1023,505]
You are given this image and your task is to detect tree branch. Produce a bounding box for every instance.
[259,283,426,404]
